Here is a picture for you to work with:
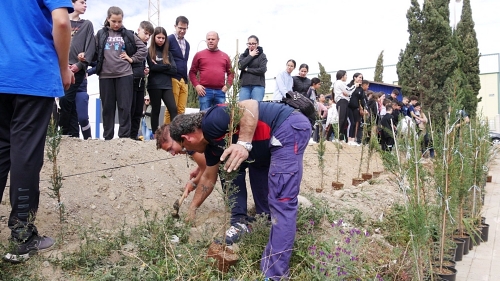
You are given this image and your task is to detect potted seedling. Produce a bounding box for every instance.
[315,117,327,193]
[331,112,344,190]
[206,49,241,273]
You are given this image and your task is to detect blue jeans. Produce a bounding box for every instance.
[199,88,226,110]
[260,112,311,280]
[239,85,265,101]
[141,118,153,141]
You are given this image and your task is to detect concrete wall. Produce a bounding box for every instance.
[477,73,500,131]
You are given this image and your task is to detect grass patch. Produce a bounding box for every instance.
[0,199,412,280]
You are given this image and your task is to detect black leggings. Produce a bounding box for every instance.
[336,99,349,141]
[348,107,361,140]
[148,88,177,132]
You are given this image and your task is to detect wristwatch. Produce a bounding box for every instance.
[236,141,253,152]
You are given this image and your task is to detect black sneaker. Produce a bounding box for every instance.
[225,223,251,245]
[4,234,55,263]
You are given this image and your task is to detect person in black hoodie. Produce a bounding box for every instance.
[380,105,396,151]
[292,63,311,95]
[146,26,178,133]
[238,35,268,101]
[130,21,154,140]
[346,73,366,145]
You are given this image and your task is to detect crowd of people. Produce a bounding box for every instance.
[0,1,438,279]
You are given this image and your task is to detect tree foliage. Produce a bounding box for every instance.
[418,0,458,124]
[374,50,384,82]
[397,0,422,97]
[397,0,468,125]
[317,62,332,95]
[455,0,481,117]
[187,81,199,108]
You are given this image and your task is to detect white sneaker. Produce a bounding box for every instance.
[308,138,316,145]
[348,141,360,146]
[225,223,251,245]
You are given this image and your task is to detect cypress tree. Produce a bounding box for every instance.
[397,0,423,97]
[455,0,481,117]
[374,50,384,82]
[187,81,199,108]
[317,62,332,95]
[418,0,459,124]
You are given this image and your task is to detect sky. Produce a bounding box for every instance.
[83,0,500,95]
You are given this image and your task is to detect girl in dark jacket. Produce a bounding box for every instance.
[146,26,178,131]
[346,73,366,144]
[238,35,268,101]
[95,6,147,140]
[292,63,311,95]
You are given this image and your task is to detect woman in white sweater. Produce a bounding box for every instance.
[333,70,357,142]
[272,59,296,100]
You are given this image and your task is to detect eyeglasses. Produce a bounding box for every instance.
[144,99,150,101]
[246,43,257,46]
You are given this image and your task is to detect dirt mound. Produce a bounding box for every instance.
[0,137,402,245]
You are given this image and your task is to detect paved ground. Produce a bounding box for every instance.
[455,155,500,281]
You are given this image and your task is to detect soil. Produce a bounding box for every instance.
[0,137,404,258]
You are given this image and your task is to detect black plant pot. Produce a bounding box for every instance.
[471,229,481,247]
[481,216,486,224]
[481,224,490,242]
[453,238,465,262]
[434,265,457,281]
[453,233,470,255]
[433,258,456,269]
[447,243,457,261]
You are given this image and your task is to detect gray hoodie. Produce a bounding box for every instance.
[99,28,147,79]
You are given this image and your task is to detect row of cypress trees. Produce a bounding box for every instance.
[397,0,480,125]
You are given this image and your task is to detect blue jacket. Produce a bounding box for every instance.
[168,34,190,82]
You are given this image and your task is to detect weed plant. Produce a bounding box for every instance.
[46,118,65,224]
[315,118,326,189]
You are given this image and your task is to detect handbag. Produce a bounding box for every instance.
[282,91,317,127]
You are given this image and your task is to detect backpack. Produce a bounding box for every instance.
[282,91,318,127]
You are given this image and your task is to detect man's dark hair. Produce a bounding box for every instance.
[409,95,418,101]
[155,124,170,150]
[362,80,370,85]
[175,16,189,26]
[391,89,400,96]
[169,112,205,142]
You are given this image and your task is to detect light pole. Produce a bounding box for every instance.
[197,40,206,52]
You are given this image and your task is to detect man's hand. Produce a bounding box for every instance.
[69,64,79,73]
[196,85,206,96]
[220,143,249,172]
[190,167,201,179]
[144,67,150,75]
[184,180,197,195]
[222,85,228,93]
[61,66,75,90]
